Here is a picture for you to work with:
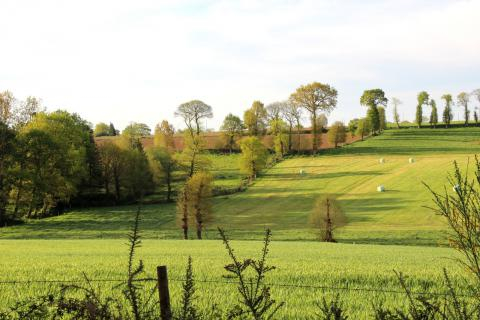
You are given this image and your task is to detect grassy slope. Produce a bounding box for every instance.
[0,239,468,319]
[1,128,480,244]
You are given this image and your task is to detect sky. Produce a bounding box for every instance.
[1,0,480,131]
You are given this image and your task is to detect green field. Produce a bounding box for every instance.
[2,128,479,245]
[0,239,470,319]
[1,128,479,317]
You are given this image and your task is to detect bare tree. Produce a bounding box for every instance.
[175,100,213,137]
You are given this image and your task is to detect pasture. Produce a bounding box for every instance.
[0,239,470,319]
[2,128,480,245]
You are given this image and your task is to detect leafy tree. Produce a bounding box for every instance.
[474,109,479,125]
[270,119,288,159]
[378,106,386,131]
[327,122,346,148]
[290,82,338,152]
[0,91,15,125]
[310,195,347,242]
[94,122,110,137]
[281,101,302,152]
[243,101,267,136]
[266,101,283,122]
[316,113,328,131]
[121,147,154,200]
[360,89,387,134]
[14,96,43,127]
[148,147,176,202]
[108,122,118,136]
[176,187,189,239]
[122,122,151,149]
[239,136,269,181]
[98,141,125,201]
[457,92,470,126]
[429,99,438,128]
[184,171,213,239]
[0,121,16,225]
[175,100,213,136]
[442,94,454,128]
[220,113,243,153]
[177,133,210,177]
[356,118,371,141]
[391,97,402,129]
[416,91,429,128]
[348,118,359,137]
[153,120,175,151]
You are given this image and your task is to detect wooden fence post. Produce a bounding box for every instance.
[157,265,172,320]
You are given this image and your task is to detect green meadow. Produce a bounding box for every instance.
[1,127,480,318]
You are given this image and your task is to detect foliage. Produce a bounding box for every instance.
[183,172,214,239]
[220,113,244,153]
[378,107,386,131]
[391,97,402,129]
[148,146,177,201]
[290,82,338,152]
[347,118,359,136]
[425,158,480,285]
[457,92,470,126]
[442,94,454,128]
[429,99,438,128]
[280,101,302,152]
[327,122,346,148]
[177,256,199,320]
[355,118,371,140]
[94,122,111,137]
[416,91,429,128]
[244,101,267,136]
[315,295,348,320]
[239,136,269,180]
[176,133,211,177]
[122,122,151,149]
[154,120,175,151]
[360,89,388,134]
[310,195,347,242]
[219,228,285,319]
[0,121,16,225]
[98,141,126,201]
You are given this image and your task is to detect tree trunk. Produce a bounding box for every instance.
[288,124,292,152]
[312,111,318,154]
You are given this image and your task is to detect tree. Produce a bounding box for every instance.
[290,82,338,153]
[472,89,480,125]
[0,91,15,125]
[360,89,387,134]
[148,147,176,201]
[184,171,213,239]
[176,187,189,239]
[177,133,210,177]
[98,141,125,202]
[266,102,283,122]
[0,121,16,225]
[429,99,438,128]
[175,100,213,136]
[153,120,175,151]
[281,101,302,152]
[391,97,402,129]
[220,114,243,153]
[309,195,347,242]
[122,122,151,149]
[243,101,267,136]
[121,147,154,200]
[94,122,111,137]
[108,123,118,136]
[457,92,470,126]
[442,94,454,128]
[270,118,288,159]
[327,122,346,148]
[239,136,269,181]
[14,96,43,127]
[348,119,359,137]
[316,113,328,132]
[356,118,371,141]
[416,91,429,128]
[378,106,387,131]
[475,109,479,125]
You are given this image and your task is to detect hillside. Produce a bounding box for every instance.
[2,127,480,245]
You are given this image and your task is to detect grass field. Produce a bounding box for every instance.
[2,128,479,245]
[0,239,470,319]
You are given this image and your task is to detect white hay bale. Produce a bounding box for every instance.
[379,158,385,164]
[409,158,415,163]
[377,185,385,192]
[299,169,305,175]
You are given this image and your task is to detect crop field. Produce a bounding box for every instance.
[2,128,480,245]
[0,239,470,319]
